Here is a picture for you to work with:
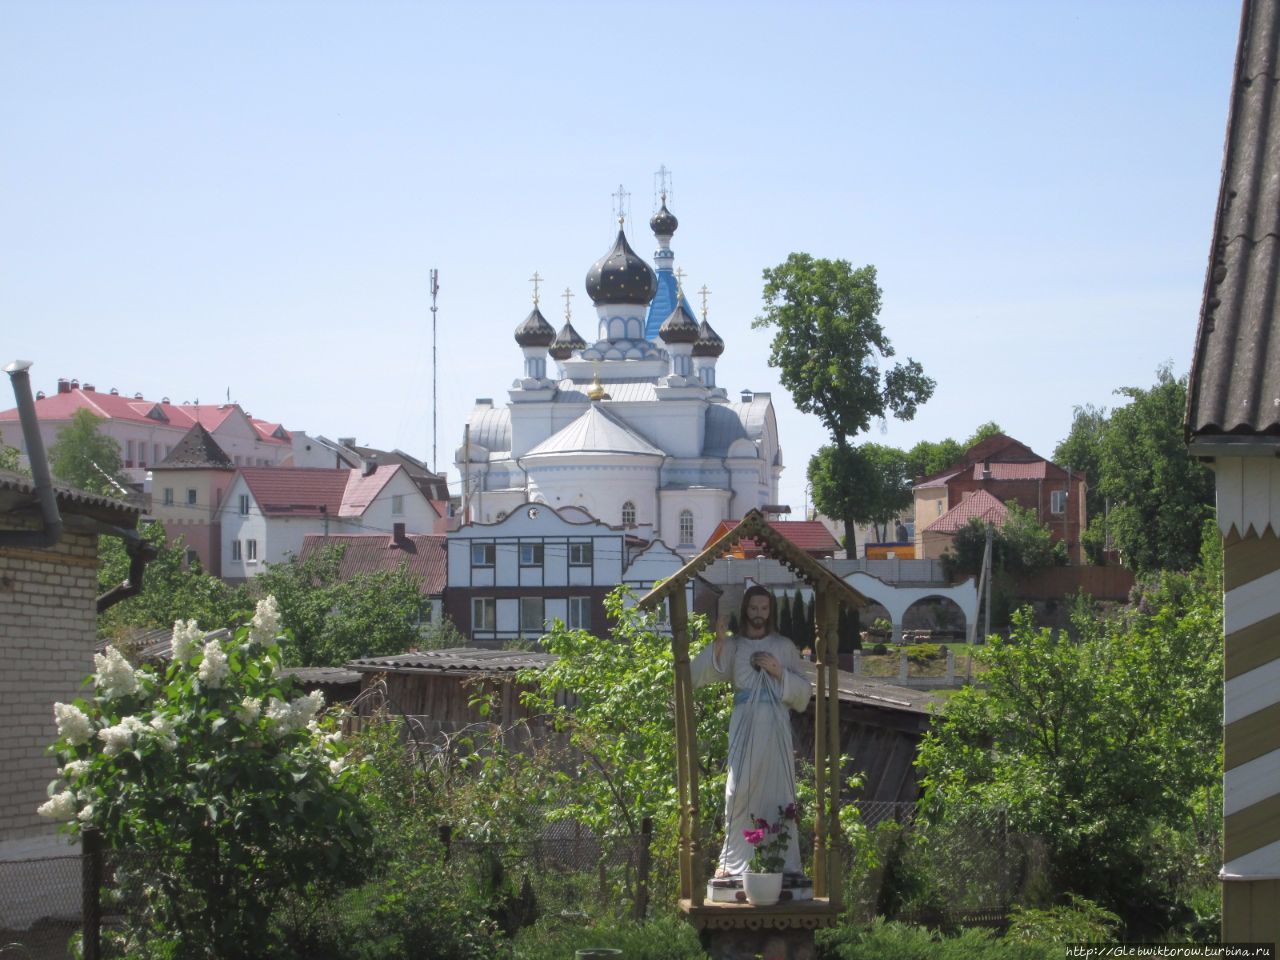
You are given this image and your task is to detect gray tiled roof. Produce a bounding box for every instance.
[1188,0,1280,440]
[0,469,140,519]
[347,647,558,673]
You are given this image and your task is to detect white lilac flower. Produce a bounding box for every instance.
[148,715,178,752]
[98,716,146,758]
[37,790,77,821]
[328,758,345,777]
[237,697,261,725]
[265,690,325,735]
[197,640,229,688]
[264,697,294,734]
[93,647,138,699]
[61,759,91,780]
[77,803,95,822]
[171,619,203,664]
[296,690,325,727]
[53,702,94,746]
[249,596,281,647]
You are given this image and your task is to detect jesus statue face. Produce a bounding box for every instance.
[743,594,772,638]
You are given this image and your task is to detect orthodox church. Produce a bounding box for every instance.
[456,195,783,555]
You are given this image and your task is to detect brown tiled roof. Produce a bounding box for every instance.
[299,533,446,595]
[923,490,1008,535]
[1188,0,1280,440]
[704,519,840,556]
[969,462,1051,481]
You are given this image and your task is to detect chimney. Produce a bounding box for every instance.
[83,383,95,392]
[338,437,356,448]
[740,389,753,403]
[393,522,406,542]
[70,378,80,390]
[57,378,71,394]
[361,455,377,477]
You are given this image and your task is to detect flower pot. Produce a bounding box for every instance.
[742,871,783,906]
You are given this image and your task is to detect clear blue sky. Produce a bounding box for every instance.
[1,1,1240,512]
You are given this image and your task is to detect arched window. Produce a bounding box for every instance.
[621,501,636,526]
[679,509,695,545]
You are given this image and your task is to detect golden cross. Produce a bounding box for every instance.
[529,271,542,306]
[561,286,574,320]
[698,284,711,321]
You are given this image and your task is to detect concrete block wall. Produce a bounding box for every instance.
[0,523,99,842]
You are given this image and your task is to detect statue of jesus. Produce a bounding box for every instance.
[691,584,811,877]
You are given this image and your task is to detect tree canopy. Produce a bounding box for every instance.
[755,253,934,552]
[809,442,912,546]
[48,409,126,495]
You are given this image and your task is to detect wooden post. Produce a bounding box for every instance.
[635,816,653,921]
[812,588,829,899]
[670,601,693,901]
[81,826,102,960]
[824,591,843,910]
[671,585,704,905]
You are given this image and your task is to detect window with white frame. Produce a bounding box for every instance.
[391,494,404,516]
[472,597,496,631]
[519,543,544,567]
[568,542,593,566]
[621,501,636,526]
[519,597,545,635]
[246,539,258,562]
[231,540,243,562]
[163,488,174,506]
[187,488,198,506]
[239,494,250,516]
[471,542,495,567]
[568,596,591,630]
[678,509,695,545]
[1050,489,1068,514]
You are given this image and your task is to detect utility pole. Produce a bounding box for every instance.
[430,268,439,473]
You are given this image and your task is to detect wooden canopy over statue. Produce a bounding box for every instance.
[636,508,869,933]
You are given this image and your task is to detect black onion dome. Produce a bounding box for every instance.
[692,318,725,357]
[659,301,700,344]
[549,320,587,360]
[650,203,678,237]
[514,306,556,347]
[585,229,658,305]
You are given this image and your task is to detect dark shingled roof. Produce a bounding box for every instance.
[1188,0,1280,441]
[0,468,141,523]
[299,533,447,595]
[154,422,234,469]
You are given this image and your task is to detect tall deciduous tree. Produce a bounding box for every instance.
[755,254,934,553]
[963,421,1005,448]
[1054,404,1108,523]
[1098,367,1213,573]
[48,409,126,495]
[904,437,964,481]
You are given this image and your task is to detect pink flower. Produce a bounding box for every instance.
[784,803,797,819]
[743,828,766,846]
[754,817,770,829]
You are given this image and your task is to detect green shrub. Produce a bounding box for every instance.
[904,643,943,664]
[816,920,1060,960]
[870,642,888,655]
[512,914,703,960]
[1005,894,1119,944]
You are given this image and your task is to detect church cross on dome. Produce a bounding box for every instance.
[561,286,574,320]
[698,284,711,321]
[654,164,672,207]
[529,271,543,306]
[612,184,631,226]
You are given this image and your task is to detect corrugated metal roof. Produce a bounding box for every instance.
[278,666,362,686]
[521,405,665,459]
[0,468,141,519]
[1188,0,1280,439]
[299,533,446,595]
[924,489,1008,534]
[347,646,558,673]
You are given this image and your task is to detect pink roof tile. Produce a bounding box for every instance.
[924,490,1009,535]
[299,534,447,595]
[970,462,1049,480]
[339,465,400,517]
[914,469,962,490]
[239,467,349,517]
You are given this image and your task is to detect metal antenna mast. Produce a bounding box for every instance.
[430,268,439,473]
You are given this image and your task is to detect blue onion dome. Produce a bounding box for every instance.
[514,306,556,347]
[650,202,678,237]
[692,318,725,357]
[549,320,587,360]
[659,301,700,344]
[585,229,658,305]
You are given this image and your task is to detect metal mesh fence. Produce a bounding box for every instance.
[0,853,82,960]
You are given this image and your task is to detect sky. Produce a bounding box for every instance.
[0,1,1241,513]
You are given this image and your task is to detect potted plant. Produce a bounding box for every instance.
[741,804,797,906]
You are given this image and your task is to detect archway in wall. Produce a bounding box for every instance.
[844,572,979,644]
[901,595,968,640]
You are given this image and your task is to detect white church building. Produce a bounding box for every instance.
[456,197,784,555]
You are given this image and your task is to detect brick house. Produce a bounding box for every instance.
[0,470,140,844]
[913,434,1088,562]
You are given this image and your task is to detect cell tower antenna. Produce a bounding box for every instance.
[653,164,673,208]
[430,268,439,473]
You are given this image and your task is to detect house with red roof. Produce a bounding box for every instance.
[0,378,329,486]
[912,434,1087,562]
[702,518,841,559]
[299,531,447,623]
[218,462,441,582]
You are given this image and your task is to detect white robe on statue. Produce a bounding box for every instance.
[691,631,811,876]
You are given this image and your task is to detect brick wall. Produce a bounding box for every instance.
[0,519,100,842]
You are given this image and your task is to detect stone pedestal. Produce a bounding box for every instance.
[700,925,815,960]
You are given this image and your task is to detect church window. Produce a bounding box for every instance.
[519,597,545,636]
[472,597,496,632]
[471,542,495,567]
[519,543,544,567]
[621,502,636,526]
[568,597,591,630]
[679,509,695,545]
[569,542,593,566]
